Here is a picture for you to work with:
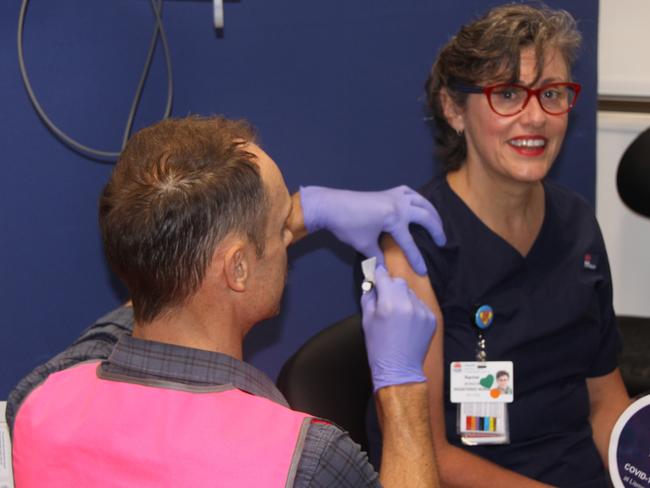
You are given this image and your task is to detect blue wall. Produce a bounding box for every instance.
[0,0,598,398]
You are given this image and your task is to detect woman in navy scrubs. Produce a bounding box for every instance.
[382,4,631,487]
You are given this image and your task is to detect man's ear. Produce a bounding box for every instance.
[440,87,465,133]
[223,244,249,292]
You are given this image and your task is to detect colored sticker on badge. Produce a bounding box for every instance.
[479,374,494,389]
[458,402,510,445]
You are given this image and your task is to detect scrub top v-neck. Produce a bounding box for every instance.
[413,177,620,487]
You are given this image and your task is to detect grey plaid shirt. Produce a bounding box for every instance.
[7,307,380,487]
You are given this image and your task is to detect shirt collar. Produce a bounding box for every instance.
[106,334,289,407]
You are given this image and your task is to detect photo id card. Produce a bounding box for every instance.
[450,361,514,403]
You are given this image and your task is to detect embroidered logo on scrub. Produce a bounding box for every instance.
[583,253,598,270]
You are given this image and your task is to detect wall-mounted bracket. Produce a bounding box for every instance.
[213,0,223,29]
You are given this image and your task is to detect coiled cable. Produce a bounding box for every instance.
[17,0,174,161]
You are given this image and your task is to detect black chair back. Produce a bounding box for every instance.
[276,314,372,452]
[617,315,650,398]
[617,127,650,218]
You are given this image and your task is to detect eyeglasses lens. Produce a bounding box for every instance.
[489,84,577,116]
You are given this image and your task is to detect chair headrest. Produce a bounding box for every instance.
[617,126,650,219]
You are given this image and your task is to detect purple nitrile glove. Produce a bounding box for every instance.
[360,265,437,392]
[299,185,446,275]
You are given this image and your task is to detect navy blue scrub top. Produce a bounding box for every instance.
[412,177,621,488]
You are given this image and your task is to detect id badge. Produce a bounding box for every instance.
[450,361,513,445]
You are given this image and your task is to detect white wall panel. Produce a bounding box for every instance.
[598,0,650,97]
[596,111,650,316]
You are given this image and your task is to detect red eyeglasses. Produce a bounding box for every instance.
[452,82,582,116]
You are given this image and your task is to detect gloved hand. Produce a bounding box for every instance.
[300,185,446,275]
[360,265,437,391]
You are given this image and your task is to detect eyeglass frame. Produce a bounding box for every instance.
[450,81,582,117]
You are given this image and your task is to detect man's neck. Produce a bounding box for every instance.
[132,300,245,360]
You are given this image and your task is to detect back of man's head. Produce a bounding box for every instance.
[99,116,268,323]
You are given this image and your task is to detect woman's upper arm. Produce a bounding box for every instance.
[381,235,448,445]
[586,368,631,468]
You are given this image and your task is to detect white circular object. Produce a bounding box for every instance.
[609,394,650,488]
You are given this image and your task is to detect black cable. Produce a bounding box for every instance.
[122,0,174,149]
[17,0,174,161]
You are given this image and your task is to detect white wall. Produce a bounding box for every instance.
[597,113,650,316]
[598,0,650,97]
[597,0,650,317]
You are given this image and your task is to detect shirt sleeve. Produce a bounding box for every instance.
[586,222,622,377]
[409,222,448,299]
[294,421,380,488]
[5,306,134,434]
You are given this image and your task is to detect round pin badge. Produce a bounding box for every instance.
[608,394,650,488]
[474,305,494,330]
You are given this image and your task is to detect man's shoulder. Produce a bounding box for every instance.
[295,420,380,487]
[6,305,134,433]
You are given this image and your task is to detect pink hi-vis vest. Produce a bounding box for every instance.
[13,361,313,487]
